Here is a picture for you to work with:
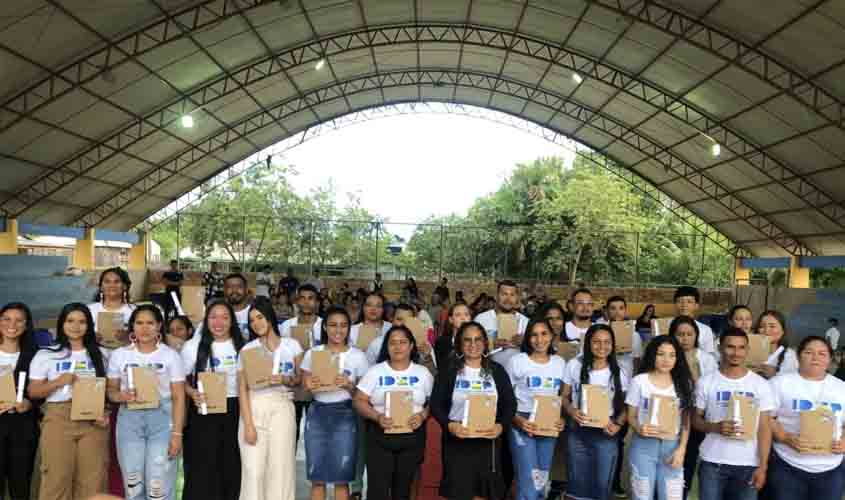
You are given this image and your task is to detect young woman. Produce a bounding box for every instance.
[507,319,566,500]
[272,293,295,323]
[668,316,717,499]
[768,335,845,500]
[354,325,434,500]
[351,293,391,352]
[429,321,515,500]
[165,315,194,352]
[88,267,136,341]
[0,302,38,500]
[29,303,109,500]
[626,335,694,500]
[181,300,245,500]
[727,305,754,335]
[756,310,798,379]
[433,302,473,370]
[107,304,186,500]
[541,301,570,500]
[562,324,629,500]
[301,307,369,500]
[238,298,302,500]
[636,305,656,343]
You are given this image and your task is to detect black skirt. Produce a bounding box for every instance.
[440,432,504,500]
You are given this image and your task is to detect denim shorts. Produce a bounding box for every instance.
[305,400,357,483]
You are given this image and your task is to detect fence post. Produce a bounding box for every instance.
[308,220,315,276]
[176,213,181,267]
[634,231,640,288]
[241,216,247,268]
[374,221,380,275]
[439,224,445,280]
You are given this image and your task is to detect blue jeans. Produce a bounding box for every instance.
[566,425,619,500]
[767,452,844,500]
[116,399,177,500]
[510,414,557,500]
[305,400,357,483]
[698,461,758,500]
[628,434,684,500]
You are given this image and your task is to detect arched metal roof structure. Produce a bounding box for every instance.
[1,0,843,258]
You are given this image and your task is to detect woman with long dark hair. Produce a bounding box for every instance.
[29,303,109,500]
[352,292,391,363]
[562,323,629,500]
[636,305,657,343]
[756,310,798,379]
[727,305,754,335]
[181,300,245,500]
[626,335,694,500]
[432,302,473,370]
[165,315,194,353]
[106,304,186,500]
[429,321,515,500]
[238,298,302,500]
[354,325,435,500]
[0,302,39,500]
[88,267,136,340]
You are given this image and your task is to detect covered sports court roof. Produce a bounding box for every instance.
[0,0,843,258]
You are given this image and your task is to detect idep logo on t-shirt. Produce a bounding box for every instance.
[716,390,755,403]
[526,376,562,391]
[280,361,295,375]
[210,355,237,369]
[56,360,93,373]
[792,399,843,413]
[455,378,494,391]
[126,362,165,372]
[378,375,420,387]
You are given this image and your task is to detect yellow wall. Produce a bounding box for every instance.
[128,232,148,271]
[735,257,750,286]
[789,255,809,288]
[72,228,96,270]
[0,218,18,254]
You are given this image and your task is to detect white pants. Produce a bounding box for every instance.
[239,391,297,500]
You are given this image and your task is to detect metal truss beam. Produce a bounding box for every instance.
[69,68,776,254]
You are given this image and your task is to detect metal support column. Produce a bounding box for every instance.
[439,224,445,280]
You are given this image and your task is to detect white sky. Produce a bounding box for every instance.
[282,112,576,228]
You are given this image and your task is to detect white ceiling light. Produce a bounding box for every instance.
[572,72,583,84]
[181,115,195,128]
[315,58,326,70]
[711,143,721,157]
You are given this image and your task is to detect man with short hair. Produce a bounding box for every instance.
[564,288,594,341]
[674,286,716,355]
[368,272,384,293]
[162,259,184,319]
[306,268,325,291]
[223,273,251,338]
[434,277,450,303]
[255,264,274,298]
[692,328,774,500]
[825,318,840,351]
[277,267,299,300]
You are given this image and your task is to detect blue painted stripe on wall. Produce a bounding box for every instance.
[18,222,85,239]
[799,256,845,269]
[95,229,140,244]
[740,257,790,269]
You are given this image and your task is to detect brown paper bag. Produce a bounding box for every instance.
[181,286,206,323]
[581,384,610,428]
[71,377,106,421]
[647,394,679,440]
[611,320,635,354]
[240,348,273,390]
[197,372,227,414]
[292,324,312,350]
[0,370,16,406]
[404,317,428,347]
[465,394,497,436]
[356,325,380,351]
[531,395,562,437]
[746,334,770,367]
[127,367,160,410]
[650,318,673,337]
[800,406,835,454]
[385,390,414,434]
[310,350,339,392]
[497,314,518,343]
[97,311,126,349]
[726,394,758,441]
[556,341,580,361]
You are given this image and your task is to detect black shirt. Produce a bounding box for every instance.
[162,270,184,293]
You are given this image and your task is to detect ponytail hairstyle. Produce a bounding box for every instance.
[580,324,625,419]
[50,303,106,377]
[195,300,244,383]
[639,335,695,410]
[756,309,789,372]
[95,267,132,304]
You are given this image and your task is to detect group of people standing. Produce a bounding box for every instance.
[0,270,842,500]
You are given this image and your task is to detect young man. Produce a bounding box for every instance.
[368,272,384,293]
[434,277,450,303]
[255,264,274,298]
[162,259,184,319]
[825,318,840,352]
[564,288,594,341]
[186,272,252,349]
[674,286,716,354]
[474,280,529,366]
[692,328,774,500]
[306,268,325,291]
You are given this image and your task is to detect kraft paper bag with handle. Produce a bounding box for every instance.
[127,367,160,410]
[745,334,771,367]
[404,317,428,347]
[241,348,273,390]
[310,350,340,393]
[97,311,126,349]
[556,340,580,362]
[530,395,562,437]
[800,406,835,454]
[650,318,673,337]
[71,377,106,421]
[647,394,679,440]
[385,390,414,434]
[197,372,227,414]
[464,394,497,437]
[180,286,206,324]
[611,320,635,354]
[496,314,518,344]
[292,325,312,351]
[726,393,758,441]
[581,384,611,428]
[356,324,380,351]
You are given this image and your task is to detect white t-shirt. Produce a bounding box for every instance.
[690,348,719,378]
[87,302,136,332]
[350,321,392,353]
[507,353,566,413]
[448,365,499,422]
[186,306,252,348]
[695,321,716,355]
[181,339,239,397]
[826,328,840,350]
[255,272,274,298]
[474,309,529,367]
[30,347,109,403]
[617,331,643,378]
[237,338,303,395]
[695,370,775,466]
[300,345,368,403]
[765,347,799,375]
[564,357,629,418]
[107,345,185,399]
[564,321,591,342]
[357,361,434,414]
[770,372,845,473]
[0,351,21,373]
[279,316,323,348]
[625,373,682,432]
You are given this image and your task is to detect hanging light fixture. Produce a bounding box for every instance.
[315,58,326,70]
[181,115,195,128]
[572,72,583,84]
[711,143,721,157]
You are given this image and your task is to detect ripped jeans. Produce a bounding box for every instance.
[510,413,557,500]
[628,434,684,500]
[116,399,177,500]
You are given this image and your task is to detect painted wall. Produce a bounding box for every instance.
[736,285,844,343]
